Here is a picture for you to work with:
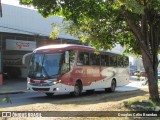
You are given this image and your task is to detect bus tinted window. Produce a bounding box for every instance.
[101,55,106,66]
[110,55,117,66]
[69,50,77,67]
[124,57,129,66]
[105,55,109,66]
[61,50,77,74]
[77,52,89,66]
[90,53,100,66]
[101,55,109,66]
[117,56,124,67]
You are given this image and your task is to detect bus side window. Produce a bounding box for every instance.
[101,55,109,66]
[90,53,100,66]
[69,50,77,67]
[110,55,117,66]
[95,54,100,65]
[117,56,124,67]
[101,55,106,66]
[77,52,89,66]
[83,53,89,65]
[61,50,77,74]
[124,57,129,66]
[61,53,69,74]
[105,55,109,66]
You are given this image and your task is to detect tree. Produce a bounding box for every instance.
[20,0,160,102]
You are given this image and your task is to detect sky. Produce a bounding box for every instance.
[2,0,20,6]
[1,0,35,9]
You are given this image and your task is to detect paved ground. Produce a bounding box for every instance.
[0,78,27,94]
[116,76,148,91]
[0,76,148,94]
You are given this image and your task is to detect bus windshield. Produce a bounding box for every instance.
[28,53,62,79]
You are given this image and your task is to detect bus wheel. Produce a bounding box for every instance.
[86,90,94,94]
[71,82,82,97]
[105,80,116,92]
[45,93,54,97]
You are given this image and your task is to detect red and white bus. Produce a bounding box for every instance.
[27,44,129,97]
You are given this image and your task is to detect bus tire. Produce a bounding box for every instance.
[70,81,82,97]
[86,90,94,94]
[105,88,110,92]
[105,79,116,92]
[45,93,54,97]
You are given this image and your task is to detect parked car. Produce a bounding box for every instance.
[134,70,147,77]
[130,68,136,76]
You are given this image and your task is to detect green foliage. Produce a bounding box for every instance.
[50,23,60,39]
[19,1,133,52]
[20,0,160,56]
[116,0,144,14]
[21,0,30,4]
[0,95,12,104]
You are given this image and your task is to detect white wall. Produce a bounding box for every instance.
[0,4,78,40]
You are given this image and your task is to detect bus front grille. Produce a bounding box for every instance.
[32,88,50,91]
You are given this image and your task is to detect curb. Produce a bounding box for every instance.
[0,90,27,95]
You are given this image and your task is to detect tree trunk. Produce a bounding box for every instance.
[141,48,160,102]
[120,2,160,102]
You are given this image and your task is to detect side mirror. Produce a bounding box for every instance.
[22,52,33,65]
[65,51,69,64]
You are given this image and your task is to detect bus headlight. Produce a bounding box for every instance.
[52,80,61,85]
[53,81,57,85]
[53,88,59,91]
[58,80,61,83]
[27,79,30,84]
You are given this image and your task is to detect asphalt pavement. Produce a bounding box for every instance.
[0,78,27,94]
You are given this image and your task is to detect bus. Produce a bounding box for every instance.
[27,44,129,97]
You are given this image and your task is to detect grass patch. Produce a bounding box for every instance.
[123,100,153,111]
[0,95,12,109]
[150,100,160,109]
[121,88,160,112]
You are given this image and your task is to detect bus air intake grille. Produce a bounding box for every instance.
[32,88,50,91]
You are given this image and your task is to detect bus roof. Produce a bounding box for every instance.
[33,44,124,56]
[33,44,94,53]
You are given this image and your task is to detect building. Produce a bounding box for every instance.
[0,3,80,82]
